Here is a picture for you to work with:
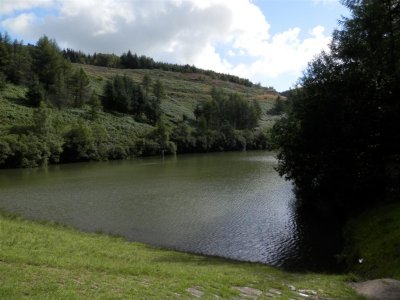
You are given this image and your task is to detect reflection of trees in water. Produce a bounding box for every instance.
[281,199,347,273]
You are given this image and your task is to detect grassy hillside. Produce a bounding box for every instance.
[78,63,281,129]
[0,64,281,155]
[0,211,361,299]
[0,83,152,152]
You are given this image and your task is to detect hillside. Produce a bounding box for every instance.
[0,59,283,168]
[77,63,281,129]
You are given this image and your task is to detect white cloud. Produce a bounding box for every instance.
[0,0,54,14]
[1,12,37,33]
[1,0,332,91]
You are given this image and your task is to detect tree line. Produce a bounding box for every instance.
[62,48,258,88]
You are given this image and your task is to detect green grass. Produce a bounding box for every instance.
[342,202,400,280]
[0,212,361,299]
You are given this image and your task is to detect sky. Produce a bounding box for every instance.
[0,0,349,91]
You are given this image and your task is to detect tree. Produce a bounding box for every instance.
[268,96,284,115]
[6,40,32,85]
[144,97,162,125]
[142,74,152,95]
[62,120,98,162]
[0,72,6,90]
[32,101,50,136]
[272,0,400,215]
[171,116,196,153]
[153,79,165,102]
[31,36,65,89]
[87,91,102,120]
[70,68,90,107]
[195,89,260,130]
[26,80,44,107]
[102,75,148,117]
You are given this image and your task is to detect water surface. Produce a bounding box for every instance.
[0,151,336,269]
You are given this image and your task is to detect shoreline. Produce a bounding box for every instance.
[0,210,361,299]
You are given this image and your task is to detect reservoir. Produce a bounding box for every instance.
[0,151,339,270]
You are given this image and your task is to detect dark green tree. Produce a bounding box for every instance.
[195,88,260,130]
[142,74,152,95]
[102,75,149,117]
[31,36,65,89]
[62,120,98,162]
[70,67,90,107]
[153,79,165,102]
[272,0,400,214]
[32,101,50,136]
[0,33,11,80]
[268,96,284,115]
[26,80,44,107]
[0,71,6,90]
[171,116,196,153]
[6,40,32,85]
[87,91,102,120]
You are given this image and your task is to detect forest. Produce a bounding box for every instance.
[0,33,272,168]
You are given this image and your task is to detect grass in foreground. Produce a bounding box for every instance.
[0,212,361,299]
[343,202,400,280]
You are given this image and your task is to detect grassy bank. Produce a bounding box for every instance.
[343,202,400,280]
[0,212,360,299]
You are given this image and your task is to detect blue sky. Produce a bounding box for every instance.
[0,0,349,91]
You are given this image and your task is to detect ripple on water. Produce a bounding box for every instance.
[0,151,314,269]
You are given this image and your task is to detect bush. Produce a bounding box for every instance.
[61,121,98,162]
[0,134,51,168]
[108,145,129,160]
[0,72,6,90]
[25,82,44,107]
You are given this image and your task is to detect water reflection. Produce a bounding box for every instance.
[0,151,341,270]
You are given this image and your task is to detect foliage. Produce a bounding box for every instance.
[25,80,44,107]
[152,79,165,101]
[102,75,160,123]
[267,96,285,115]
[194,87,261,131]
[342,202,400,279]
[61,120,98,162]
[0,33,32,85]
[272,0,400,214]
[69,67,90,107]
[31,36,66,89]
[141,74,152,95]
[0,71,6,90]
[86,91,102,121]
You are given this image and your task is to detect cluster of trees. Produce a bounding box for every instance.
[132,88,269,156]
[272,0,400,216]
[102,74,162,125]
[0,33,94,109]
[170,117,270,154]
[63,48,256,87]
[194,87,261,130]
[167,88,268,153]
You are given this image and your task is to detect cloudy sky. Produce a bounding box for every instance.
[0,0,348,91]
